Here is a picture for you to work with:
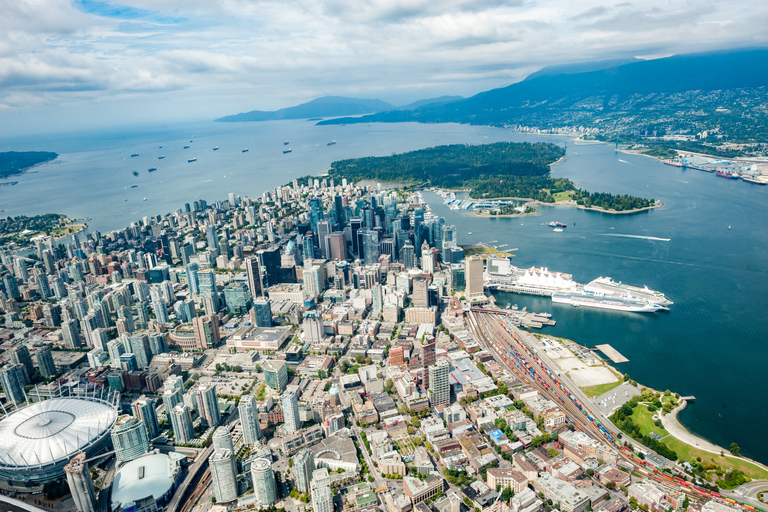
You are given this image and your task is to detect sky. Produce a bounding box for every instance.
[2,0,768,134]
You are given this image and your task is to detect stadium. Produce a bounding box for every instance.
[0,393,119,492]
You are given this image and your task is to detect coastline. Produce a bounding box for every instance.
[471,210,541,218]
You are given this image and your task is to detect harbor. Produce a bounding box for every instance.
[663,155,768,184]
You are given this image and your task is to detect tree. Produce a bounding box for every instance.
[502,487,513,502]
[730,443,741,456]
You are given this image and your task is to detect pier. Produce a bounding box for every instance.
[595,344,629,363]
[470,307,556,329]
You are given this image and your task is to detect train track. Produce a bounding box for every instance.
[467,310,727,503]
[180,468,211,512]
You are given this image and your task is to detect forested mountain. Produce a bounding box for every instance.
[317,49,768,142]
[215,96,395,122]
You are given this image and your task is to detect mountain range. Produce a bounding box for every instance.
[217,48,768,141]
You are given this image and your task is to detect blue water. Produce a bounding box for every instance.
[2,121,767,463]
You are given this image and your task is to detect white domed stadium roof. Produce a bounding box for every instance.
[0,397,118,471]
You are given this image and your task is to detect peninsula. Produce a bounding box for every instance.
[0,151,58,179]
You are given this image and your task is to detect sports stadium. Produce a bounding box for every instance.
[0,394,119,492]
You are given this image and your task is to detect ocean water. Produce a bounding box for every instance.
[2,120,767,463]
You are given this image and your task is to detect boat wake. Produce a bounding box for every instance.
[618,159,630,164]
[601,233,671,242]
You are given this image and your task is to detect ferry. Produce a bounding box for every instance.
[183,145,190,149]
[148,167,157,172]
[213,146,219,151]
[130,153,139,157]
[188,158,197,163]
[327,140,336,146]
[716,170,739,179]
[552,291,665,312]
[158,155,165,159]
[283,149,292,154]
[548,222,567,228]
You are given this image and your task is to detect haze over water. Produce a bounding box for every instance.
[2,120,767,463]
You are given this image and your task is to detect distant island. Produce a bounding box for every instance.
[214,95,463,123]
[328,142,655,212]
[0,151,58,179]
[0,214,87,248]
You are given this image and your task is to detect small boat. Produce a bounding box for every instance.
[242,149,249,153]
[159,145,163,148]
[131,185,138,188]
[130,153,139,157]
[283,149,292,154]
[467,232,472,235]
[132,171,139,177]
[188,158,197,162]
[327,140,336,146]
[213,146,219,151]
[553,228,564,232]
[158,155,165,159]
[183,145,190,149]
[148,167,157,172]
[190,140,193,142]
[143,197,147,201]
[284,141,290,145]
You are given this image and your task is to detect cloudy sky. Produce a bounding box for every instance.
[2,0,767,133]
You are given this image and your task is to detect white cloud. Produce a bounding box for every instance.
[0,0,767,129]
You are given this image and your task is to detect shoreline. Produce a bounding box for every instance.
[471,210,541,218]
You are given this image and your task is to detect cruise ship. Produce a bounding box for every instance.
[583,277,673,305]
[552,291,666,312]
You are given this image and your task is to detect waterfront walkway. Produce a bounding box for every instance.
[661,401,724,454]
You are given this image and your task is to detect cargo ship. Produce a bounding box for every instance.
[716,170,739,179]
[327,140,336,146]
[183,145,190,149]
[242,149,249,153]
[158,155,165,159]
[552,291,666,312]
[284,141,290,145]
[130,153,139,157]
[213,146,219,151]
[283,149,292,154]
[742,176,767,185]
[148,167,157,172]
[583,277,673,305]
[188,158,197,163]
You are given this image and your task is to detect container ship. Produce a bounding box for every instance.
[130,153,139,157]
[283,149,292,154]
[148,167,157,172]
[552,291,666,312]
[188,158,197,163]
[583,277,673,305]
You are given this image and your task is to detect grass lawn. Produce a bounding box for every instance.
[552,191,574,201]
[50,223,85,238]
[619,405,768,481]
[462,246,514,258]
[581,380,623,398]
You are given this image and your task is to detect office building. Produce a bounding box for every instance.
[310,468,333,512]
[223,283,250,315]
[210,449,238,503]
[111,415,150,462]
[293,448,314,494]
[412,277,429,308]
[251,458,277,507]
[465,255,485,297]
[281,390,300,434]
[192,314,220,349]
[129,334,151,370]
[251,297,272,327]
[239,395,262,445]
[170,403,195,444]
[428,359,451,407]
[263,360,288,392]
[245,256,263,299]
[329,232,347,261]
[64,453,97,512]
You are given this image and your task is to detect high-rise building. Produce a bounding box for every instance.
[428,359,451,407]
[256,246,281,287]
[465,255,485,297]
[111,415,150,462]
[185,262,200,295]
[163,386,183,413]
[245,256,263,299]
[251,297,272,327]
[310,468,333,512]
[210,449,238,503]
[329,232,347,261]
[309,197,323,232]
[132,395,160,439]
[129,334,151,370]
[281,390,300,434]
[192,314,220,349]
[61,319,82,349]
[0,364,26,404]
[239,395,261,445]
[412,277,429,308]
[421,340,436,388]
[195,382,221,427]
[10,345,34,384]
[399,242,415,268]
[170,403,195,444]
[293,448,314,494]
[251,458,277,507]
[360,230,380,265]
[213,426,234,453]
[206,224,220,256]
[65,453,96,512]
[35,345,57,378]
[263,360,288,392]
[223,283,250,315]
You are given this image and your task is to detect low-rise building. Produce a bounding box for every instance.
[486,468,529,494]
[403,474,443,505]
[533,474,590,512]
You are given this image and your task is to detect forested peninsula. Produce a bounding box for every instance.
[0,151,58,179]
[328,143,655,212]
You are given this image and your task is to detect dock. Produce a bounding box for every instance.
[471,307,556,329]
[595,344,629,363]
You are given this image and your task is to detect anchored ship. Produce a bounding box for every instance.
[552,291,666,312]
[583,276,673,305]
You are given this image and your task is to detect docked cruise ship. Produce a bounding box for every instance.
[583,277,673,305]
[485,256,670,313]
[552,291,667,312]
